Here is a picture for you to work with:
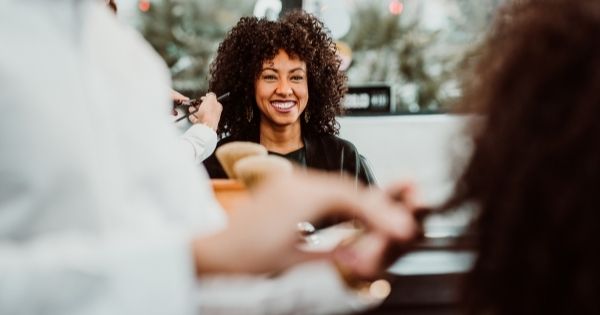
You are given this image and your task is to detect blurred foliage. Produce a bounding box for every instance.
[448,0,505,111]
[137,0,253,97]
[452,0,504,37]
[342,0,503,113]
[342,3,455,112]
[136,0,502,111]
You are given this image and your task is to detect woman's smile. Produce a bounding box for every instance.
[270,100,297,112]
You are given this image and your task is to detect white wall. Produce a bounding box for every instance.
[338,114,470,206]
[338,115,477,274]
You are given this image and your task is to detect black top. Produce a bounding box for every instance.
[203,130,377,186]
[269,147,307,167]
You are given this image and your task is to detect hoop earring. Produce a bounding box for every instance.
[304,110,310,123]
[246,106,254,123]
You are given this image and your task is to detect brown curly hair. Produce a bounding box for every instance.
[444,0,600,314]
[106,0,117,13]
[208,10,347,138]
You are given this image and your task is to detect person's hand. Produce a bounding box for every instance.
[171,89,190,116]
[192,171,420,277]
[188,92,223,131]
[332,182,423,280]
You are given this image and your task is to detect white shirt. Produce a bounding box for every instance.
[181,123,218,163]
[0,1,376,314]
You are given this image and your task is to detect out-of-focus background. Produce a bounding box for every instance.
[117,0,502,113]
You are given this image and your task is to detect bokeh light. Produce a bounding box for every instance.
[389,0,404,16]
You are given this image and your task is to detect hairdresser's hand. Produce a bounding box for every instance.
[188,92,222,131]
[171,89,189,116]
[332,182,422,280]
[192,171,420,277]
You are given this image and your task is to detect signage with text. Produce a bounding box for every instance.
[343,84,393,115]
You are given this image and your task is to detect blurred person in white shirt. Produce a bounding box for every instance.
[0,1,420,315]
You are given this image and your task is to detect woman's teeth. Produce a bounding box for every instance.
[271,101,295,110]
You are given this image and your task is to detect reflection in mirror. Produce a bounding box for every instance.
[339,0,504,113]
[130,0,503,113]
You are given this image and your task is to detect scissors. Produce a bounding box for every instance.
[173,92,230,123]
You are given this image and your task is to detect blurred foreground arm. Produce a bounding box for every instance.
[193,171,419,277]
[192,172,420,314]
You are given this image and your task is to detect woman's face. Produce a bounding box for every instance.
[255,49,308,129]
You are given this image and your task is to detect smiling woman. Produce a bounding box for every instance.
[255,49,308,148]
[203,10,376,186]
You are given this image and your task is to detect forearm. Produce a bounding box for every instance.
[192,229,241,275]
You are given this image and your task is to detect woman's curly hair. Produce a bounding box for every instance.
[444,0,600,314]
[208,10,346,138]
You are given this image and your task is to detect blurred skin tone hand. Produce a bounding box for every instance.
[192,171,421,280]
[188,92,223,132]
[171,90,223,131]
[334,182,421,279]
[171,89,189,116]
[171,89,190,101]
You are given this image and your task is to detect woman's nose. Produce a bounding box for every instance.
[275,80,293,96]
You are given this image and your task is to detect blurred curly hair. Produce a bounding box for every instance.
[444,0,600,314]
[208,10,346,138]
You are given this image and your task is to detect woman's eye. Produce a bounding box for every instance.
[263,75,277,81]
[291,76,304,81]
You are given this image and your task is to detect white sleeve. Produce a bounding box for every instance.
[180,124,218,163]
[195,261,383,315]
[0,232,198,315]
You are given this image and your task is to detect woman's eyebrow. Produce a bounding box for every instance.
[260,67,306,73]
[289,67,306,73]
